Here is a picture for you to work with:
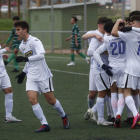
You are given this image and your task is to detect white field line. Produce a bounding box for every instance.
[7,65,89,76]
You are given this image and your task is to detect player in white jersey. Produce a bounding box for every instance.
[94,21,126,127]
[14,21,69,132]
[83,17,114,125]
[0,46,21,122]
[111,15,140,129]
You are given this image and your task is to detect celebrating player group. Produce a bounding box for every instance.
[83,10,140,129]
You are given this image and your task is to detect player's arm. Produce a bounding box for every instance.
[3,29,14,47]
[82,33,103,42]
[65,36,72,41]
[75,34,78,47]
[111,19,124,37]
[16,39,45,63]
[0,47,10,55]
[87,38,99,56]
[120,27,140,33]
[93,43,113,76]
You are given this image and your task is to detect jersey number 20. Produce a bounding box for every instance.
[110,41,125,55]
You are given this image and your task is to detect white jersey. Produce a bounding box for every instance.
[0,46,7,77]
[103,35,126,67]
[88,30,108,75]
[19,35,53,81]
[118,31,140,77]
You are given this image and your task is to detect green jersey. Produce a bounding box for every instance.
[6,28,21,46]
[71,24,81,45]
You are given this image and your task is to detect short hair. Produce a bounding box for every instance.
[125,17,130,23]
[98,17,113,24]
[12,16,20,21]
[130,15,140,22]
[72,17,78,23]
[114,21,125,27]
[14,21,29,33]
[104,21,114,33]
[129,10,140,18]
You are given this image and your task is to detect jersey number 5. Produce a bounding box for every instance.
[110,41,125,55]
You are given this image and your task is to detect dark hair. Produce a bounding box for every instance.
[104,21,114,33]
[130,15,140,22]
[12,16,20,21]
[14,21,29,33]
[125,17,130,22]
[72,17,78,23]
[98,17,113,24]
[129,10,140,18]
[114,20,125,27]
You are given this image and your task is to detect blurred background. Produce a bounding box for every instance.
[0,0,139,54]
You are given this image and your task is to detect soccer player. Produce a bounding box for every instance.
[14,21,69,132]
[83,17,114,125]
[0,46,21,122]
[111,15,140,129]
[94,21,126,127]
[3,16,22,72]
[65,17,90,66]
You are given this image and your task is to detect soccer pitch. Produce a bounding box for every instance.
[0,53,140,140]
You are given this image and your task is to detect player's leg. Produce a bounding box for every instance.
[132,90,139,112]
[123,74,140,129]
[27,90,50,132]
[76,50,90,64]
[67,49,75,66]
[11,48,19,72]
[115,88,125,127]
[2,74,21,122]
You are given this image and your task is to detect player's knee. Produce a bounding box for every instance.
[47,99,56,105]
[29,98,38,105]
[89,91,97,99]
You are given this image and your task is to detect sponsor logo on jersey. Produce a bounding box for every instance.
[25,50,33,57]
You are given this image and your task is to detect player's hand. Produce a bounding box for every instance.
[15,71,26,84]
[95,34,103,42]
[117,19,125,23]
[2,54,9,60]
[16,56,28,63]
[3,44,6,47]
[75,42,79,47]
[102,64,113,76]
[65,38,70,41]
[5,47,10,52]
[120,27,132,32]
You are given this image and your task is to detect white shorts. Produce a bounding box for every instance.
[122,73,140,90]
[26,78,54,94]
[89,69,97,91]
[0,74,11,90]
[109,67,125,88]
[94,72,110,92]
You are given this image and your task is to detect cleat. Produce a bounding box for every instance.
[124,117,133,124]
[4,60,8,66]
[131,113,140,129]
[90,110,97,123]
[115,115,121,128]
[35,124,50,133]
[67,62,75,66]
[84,109,91,120]
[97,119,113,126]
[62,115,69,129]
[11,69,19,72]
[5,116,22,123]
[85,57,90,64]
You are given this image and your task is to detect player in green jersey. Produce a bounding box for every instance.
[65,17,90,66]
[3,16,22,72]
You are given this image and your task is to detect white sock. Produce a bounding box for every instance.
[5,93,13,118]
[32,103,48,125]
[104,95,111,116]
[96,97,104,122]
[117,94,125,116]
[125,96,138,117]
[109,97,114,118]
[126,104,132,118]
[132,95,139,112]
[87,95,95,109]
[91,103,97,112]
[53,100,65,118]
[111,93,118,118]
